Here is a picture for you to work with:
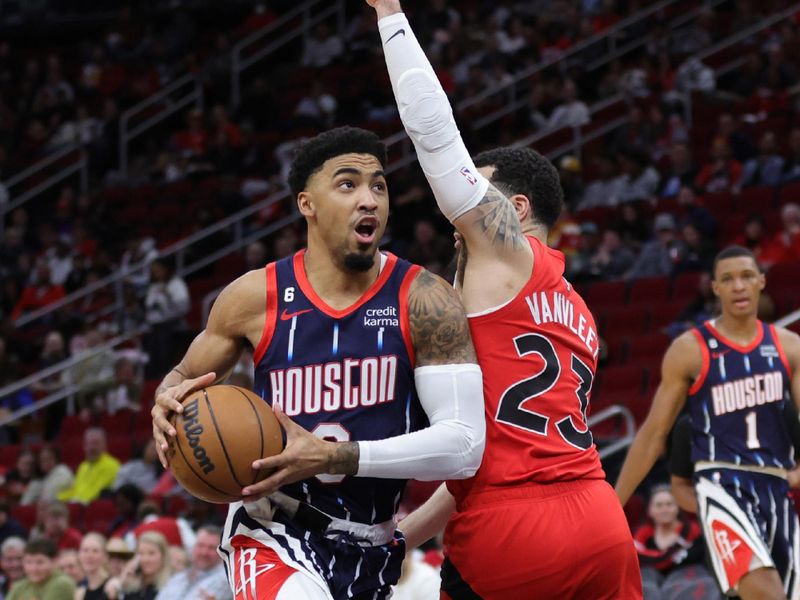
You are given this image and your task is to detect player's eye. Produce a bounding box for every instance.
[372,182,386,192]
[338,180,355,190]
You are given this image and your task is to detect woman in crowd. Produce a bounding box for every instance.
[75,532,110,600]
[20,446,74,505]
[104,532,171,600]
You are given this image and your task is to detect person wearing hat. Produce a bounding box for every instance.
[558,155,584,209]
[626,212,687,280]
[105,538,134,581]
[567,221,601,282]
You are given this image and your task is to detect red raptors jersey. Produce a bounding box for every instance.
[448,236,604,505]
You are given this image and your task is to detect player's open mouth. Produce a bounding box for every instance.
[733,298,750,308]
[355,218,378,244]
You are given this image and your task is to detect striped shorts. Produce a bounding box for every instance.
[695,468,800,597]
[219,498,405,600]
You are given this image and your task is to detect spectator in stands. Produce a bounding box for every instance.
[58,428,120,504]
[155,525,230,600]
[10,263,65,321]
[113,441,160,496]
[0,505,26,548]
[4,450,36,505]
[659,142,697,200]
[626,213,686,280]
[56,549,82,583]
[577,155,623,210]
[100,353,145,415]
[294,81,338,130]
[715,113,754,162]
[618,202,651,249]
[166,547,188,574]
[8,539,75,598]
[406,220,453,273]
[694,136,743,194]
[530,79,590,131]
[616,145,661,204]
[171,109,208,159]
[39,502,82,551]
[667,273,718,338]
[733,215,769,264]
[567,222,601,282]
[740,130,785,188]
[143,258,189,378]
[207,105,242,172]
[30,331,68,396]
[558,155,584,209]
[243,241,267,273]
[588,228,636,281]
[0,537,25,597]
[130,501,195,554]
[634,485,712,600]
[782,128,800,182]
[108,484,145,540]
[75,532,109,600]
[674,185,716,239]
[760,202,800,267]
[20,446,74,506]
[105,538,133,581]
[671,57,715,96]
[302,22,344,68]
[105,531,172,600]
[678,223,715,274]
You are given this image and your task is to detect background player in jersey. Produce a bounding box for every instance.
[150,126,487,600]
[367,1,642,597]
[616,245,800,600]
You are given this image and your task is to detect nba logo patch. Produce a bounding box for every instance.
[459,166,477,185]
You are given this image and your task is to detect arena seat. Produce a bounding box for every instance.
[628,333,671,362]
[671,272,702,300]
[701,192,735,216]
[600,306,650,337]
[778,181,800,206]
[10,504,36,533]
[85,499,117,533]
[595,365,647,398]
[585,280,628,308]
[737,185,776,210]
[67,503,84,528]
[648,301,688,332]
[629,277,670,304]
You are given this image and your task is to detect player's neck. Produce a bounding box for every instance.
[302,247,382,308]
[522,222,547,245]
[713,313,760,345]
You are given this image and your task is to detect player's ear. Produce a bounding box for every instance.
[297,191,315,217]
[511,194,531,224]
[710,278,720,298]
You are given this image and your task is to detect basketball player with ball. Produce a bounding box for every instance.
[151,126,486,600]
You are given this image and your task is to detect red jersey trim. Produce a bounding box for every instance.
[770,324,793,378]
[253,263,278,365]
[399,265,421,367]
[466,236,538,325]
[688,328,710,395]
[705,320,764,353]
[292,250,398,319]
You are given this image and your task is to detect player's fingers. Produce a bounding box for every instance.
[272,404,300,435]
[153,428,169,469]
[154,391,184,416]
[171,372,217,411]
[250,452,289,473]
[151,404,176,437]
[241,469,287,500]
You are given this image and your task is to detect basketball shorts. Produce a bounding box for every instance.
[219,498,405,600]
[442,479,642,599]
[694,468,800,597]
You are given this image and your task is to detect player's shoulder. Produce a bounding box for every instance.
[774,324,800,363]
[663,329,704,373]
[406,268,476,366]
[208,268,268,326]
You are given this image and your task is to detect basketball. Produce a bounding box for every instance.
[167,385,284,503]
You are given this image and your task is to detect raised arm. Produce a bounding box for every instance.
[243,268,485,500]
[151,270,265,467]
[369,0,532,310]
[615,331,701,505]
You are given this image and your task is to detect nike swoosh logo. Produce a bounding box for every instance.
[386,29,405,44]
[280,308,313,321]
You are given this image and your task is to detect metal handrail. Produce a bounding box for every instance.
[230,0,346,107]
[588,405,637,460]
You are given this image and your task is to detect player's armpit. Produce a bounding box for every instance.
[408,269,477,366]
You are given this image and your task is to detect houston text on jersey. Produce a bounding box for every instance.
[711,371,785,416]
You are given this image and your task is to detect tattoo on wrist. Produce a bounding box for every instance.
[328,442,359,475]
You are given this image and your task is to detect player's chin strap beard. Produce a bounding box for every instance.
[344,252,376,273]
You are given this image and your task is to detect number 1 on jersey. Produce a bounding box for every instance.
[745,411,760,449]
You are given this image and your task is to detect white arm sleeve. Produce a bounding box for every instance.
[357,364,485,480]
[378,13,489,223]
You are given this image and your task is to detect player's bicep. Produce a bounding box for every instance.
[452,182,531,262]
[408,269,477,366]
[778,328,800,411]
[640,334,698,436]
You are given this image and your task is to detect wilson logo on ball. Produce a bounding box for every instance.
[182,397,216,474]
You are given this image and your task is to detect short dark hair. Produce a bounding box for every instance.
[473,146,563,229]
[712,245,760,277]
[25,537,58,558]
[288,127,387,198]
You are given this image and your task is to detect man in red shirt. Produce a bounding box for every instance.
[10,264,65,321]
[40,502,82,551]
[369,1,642,597]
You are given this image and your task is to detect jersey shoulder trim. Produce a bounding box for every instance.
[292,250,399,318]
[688,327,710,395]
[705,320,764,353]
[253,262,278,365]
[398,264,421,367]
[770,323,793,377]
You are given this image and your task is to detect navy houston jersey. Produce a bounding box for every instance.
[688,321,794,468]
[252,250,426,524]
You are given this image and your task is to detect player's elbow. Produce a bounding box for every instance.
[442,420,486,480]
[398,69,457,155]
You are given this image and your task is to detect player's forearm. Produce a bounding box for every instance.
[615,428,666,506]
[372,0,402,20]
[376,10,488,224]
[398,483,456,549]
[670,475,698,513]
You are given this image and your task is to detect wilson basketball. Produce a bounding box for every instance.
[168,385,284,503]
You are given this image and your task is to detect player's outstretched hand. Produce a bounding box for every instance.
[151,371,216,468]
[242,404,355,502]
[365,0,402,16]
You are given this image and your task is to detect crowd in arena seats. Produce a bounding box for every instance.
[2,1,800,596]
